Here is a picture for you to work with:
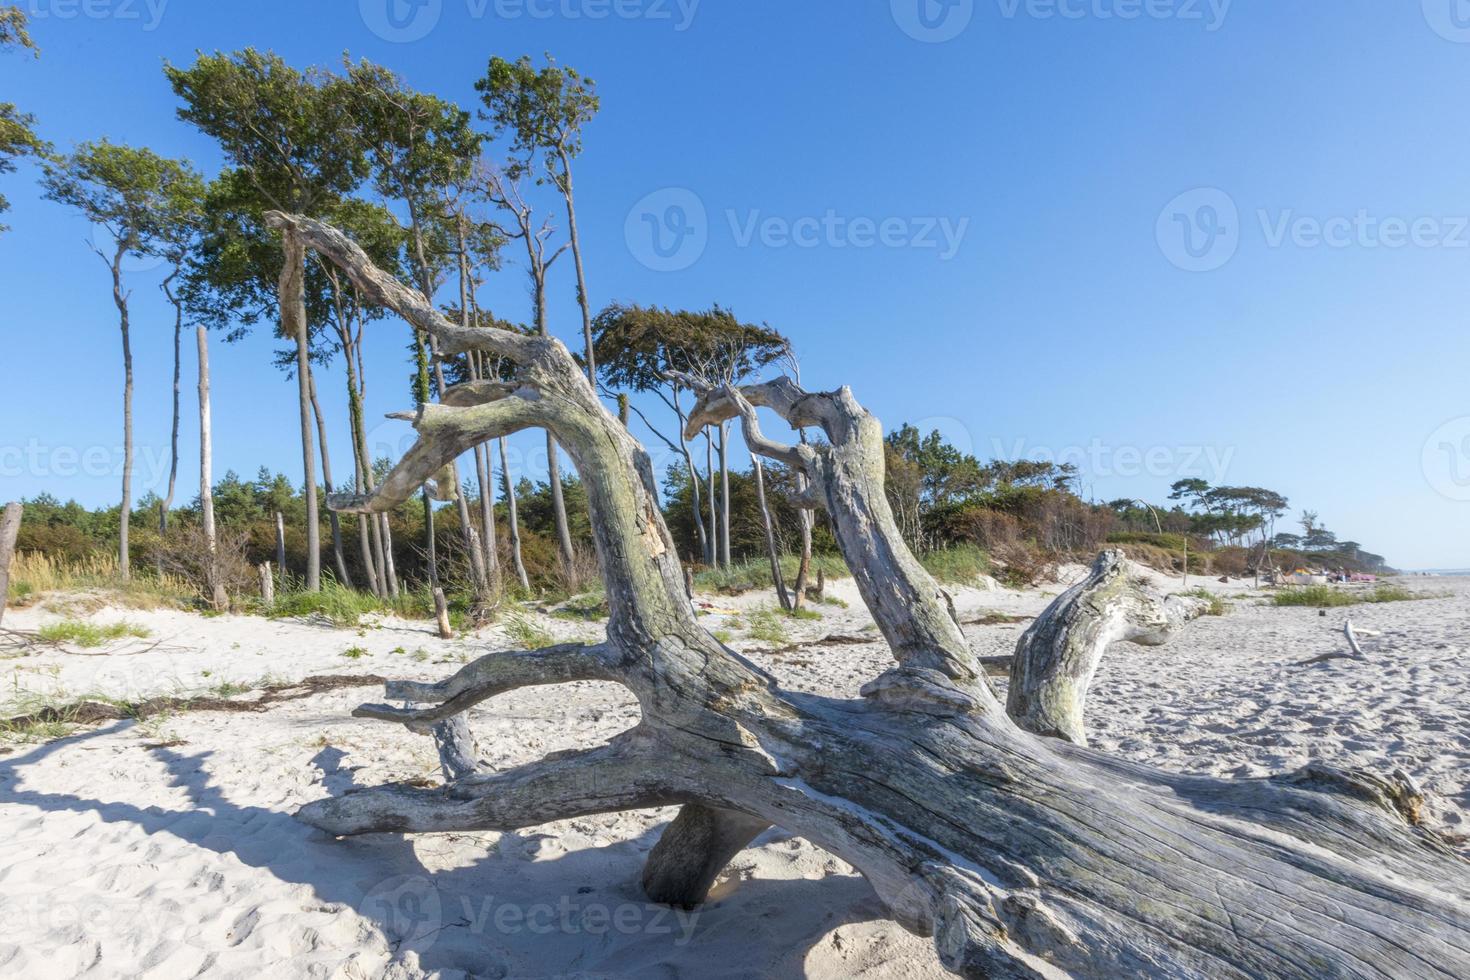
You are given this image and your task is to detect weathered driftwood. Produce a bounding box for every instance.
[271,211,1470,980]
[1298,618,1370,666]
[0,501,21,626]
[1007,550,1207,746]
[258,562,275,608]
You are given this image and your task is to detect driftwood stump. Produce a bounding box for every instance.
[269,211,1470,979]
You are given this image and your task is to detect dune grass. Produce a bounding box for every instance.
[35,619,151,648]
[920,544,993,585]
[6,552,196,610]
[1178,588,1231,616]
[503,613,555,650]
[693,553,851,594]
[1273,583,1417,608]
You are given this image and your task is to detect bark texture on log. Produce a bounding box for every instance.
[272,211,1470,980]
[1007,550,1207,746]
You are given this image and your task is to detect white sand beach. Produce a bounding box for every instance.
[1,572,1466,979]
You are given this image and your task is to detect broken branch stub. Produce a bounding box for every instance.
[1007,550,1207,746]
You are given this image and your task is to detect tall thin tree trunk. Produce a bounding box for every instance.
[547,435,576,578]
[308,367,351,588]
[558,152,596,386]
[423,491,439,589]
[673,387,708,566]
[474,442,499,591]
[792,429,813,611]
[501,437,530,591]
[280,231,320,591]
[160,272,182,532]
[380,513,400,598]
[0,501,22,626]
[718,422,732,569]
[753,457,790,609]
[428,333,487,597]
[529,253,575,578]
[704,434,718,568]
[275,511,287,577]
[196,324,225,610]
[109,249,133,582]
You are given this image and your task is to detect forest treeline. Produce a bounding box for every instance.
[1,8,1389,613]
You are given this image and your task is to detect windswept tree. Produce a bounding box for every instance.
[0,5,45,232]
[40,141,202,580]
[475,54,599,381]
[167,50,368,591]
[477,60,599,579]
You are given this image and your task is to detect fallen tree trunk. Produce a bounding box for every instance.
[271,212,1470,979]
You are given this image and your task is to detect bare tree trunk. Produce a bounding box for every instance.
[281,211,1470,980]
[752,457,790,610]
[703,434,718,567]
[308,368,352,588]
[558,152,596,386]
[280,231,320,591]
[196,324,225,610]
[109,248,133,581]
[380,513,399,598]
[672,387,709,565]
[274,511,287,579]
[428,333,487,598]
[0,501,21,626]
[160,272,182,532]
[547,434,576,580]
[717,421,731,568]
[500,437,530,591]
[791,431,813,610]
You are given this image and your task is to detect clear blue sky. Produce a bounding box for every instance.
[3,0,1469,569]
